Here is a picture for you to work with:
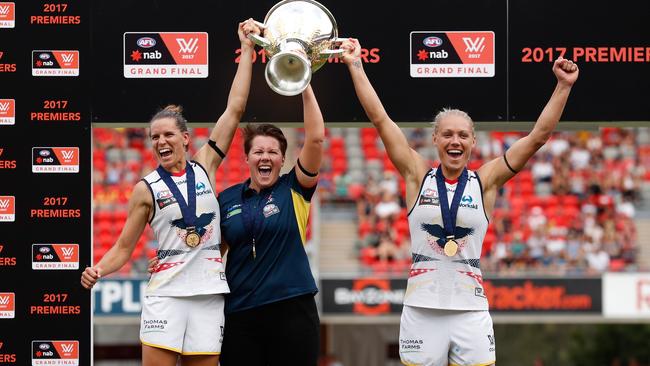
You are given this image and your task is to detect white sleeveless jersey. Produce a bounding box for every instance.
[142,161,229,296]
[405,168,489,310]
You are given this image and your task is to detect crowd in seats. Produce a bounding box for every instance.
[325,127,648,275]
[482,128,645,275]
[93,126,648,276]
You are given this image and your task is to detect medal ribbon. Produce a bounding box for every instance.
[240,184,275,259]
[435,167,468,249]
[241,182,266,259]
[241,189,259,245]
[157,162,197,229]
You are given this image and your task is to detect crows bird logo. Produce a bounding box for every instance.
[171,212,216,236]
[420,223,474,247]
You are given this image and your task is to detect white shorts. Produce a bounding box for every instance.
[140,294,225,355]
[399,305,495,366]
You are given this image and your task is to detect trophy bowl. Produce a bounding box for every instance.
[250,0,345,96]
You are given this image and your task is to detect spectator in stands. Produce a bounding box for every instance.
[527,206,547,232]
[356,175,381,224]
[379,170,399,196]
[341,37,578,366]
[80,20,258,366]
[527,226,547,263]
[375,190,401,221]
[376,230,402,263]
[586,244,610,273]
[215,85,325,366]
[532,151,554,184]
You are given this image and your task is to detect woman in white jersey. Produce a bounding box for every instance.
[80,20,259,366]
[341,39,578,366]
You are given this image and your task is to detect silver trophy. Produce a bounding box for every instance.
[249,0,345,96]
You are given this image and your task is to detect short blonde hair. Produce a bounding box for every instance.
[432,108,475,136]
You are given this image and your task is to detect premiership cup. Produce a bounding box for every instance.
[249,0,345,96]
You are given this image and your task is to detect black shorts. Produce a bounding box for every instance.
[220,293,320,366]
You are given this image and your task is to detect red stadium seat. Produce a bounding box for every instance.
[361,128,377,138]
[332,158,347,173]
[363,148,380,160]
[361,134,376,148]
[359,247,376,266]
[347,183,365,200]
[371,261,390,273]
[358,219,372,237]
[395,219,410,237]
[609,258,626,272]
[329,137,344,149]
[560,195,580,207]
[329,146,346,159]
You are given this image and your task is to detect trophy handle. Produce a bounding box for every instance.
[247,20,272,48]
[319,37,347,59]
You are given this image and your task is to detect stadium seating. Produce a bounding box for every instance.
[92,127,648,276]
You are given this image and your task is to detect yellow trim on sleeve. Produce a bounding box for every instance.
[291,189,311,245]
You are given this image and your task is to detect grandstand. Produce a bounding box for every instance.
[91,126,650,365]
[92,126,650,277]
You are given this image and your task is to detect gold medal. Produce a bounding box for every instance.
[444,239,458,257]
[185,230,201,248]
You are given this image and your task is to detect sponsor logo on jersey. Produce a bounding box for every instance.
[226,204,242,219]
[262,203,280,218]
[195,181,213,196]
[460,194,478,209]
[400,338,424,351]
[155,189,177,209]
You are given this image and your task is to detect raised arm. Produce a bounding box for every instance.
[477,57,578,219]
[479,57,579,191]
[341,39,429,206]
[81,181,152,289]
[295,85,325,188]
[193,19,259,179]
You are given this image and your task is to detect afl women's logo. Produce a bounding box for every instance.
[423,36,443,47]
[137,37,156,48]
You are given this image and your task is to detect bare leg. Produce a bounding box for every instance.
[142,344,179,366]
[181,355,220,366]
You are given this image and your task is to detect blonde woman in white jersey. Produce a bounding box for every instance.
[80,20,260,366]
[341,39,578,366]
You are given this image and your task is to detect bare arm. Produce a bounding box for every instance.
[193,19,259,181]
[81,181,152,289]
[341,39,428,207]
[220,238,229,258]
[295,85,325,188]
[478,57,579,214]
